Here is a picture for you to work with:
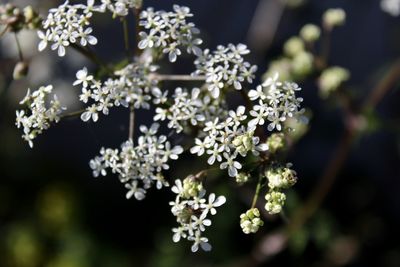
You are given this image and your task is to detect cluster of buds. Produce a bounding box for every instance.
[235,172,250,184]
[264,164,297,214]
[240,208,264,234]
[181,174,204,199]
[232,131,257,157]
[318,66,350,98]
[0,4,41,33]
[323,8,346,30]
[266,133,286,154]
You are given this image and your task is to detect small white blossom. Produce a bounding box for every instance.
[138,5,203,62]
[169,178,225,252]
[193,44,257,98]
[89,123,183,199]
[15,85,66,148]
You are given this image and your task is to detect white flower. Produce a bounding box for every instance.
[125,181,146,200]
[73,67,93,88]
[220,152,242,177]
[189,231,212,252]
[201,193,226,215]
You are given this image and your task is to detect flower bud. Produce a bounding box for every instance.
[300,24,321,42]
[182,175,203,199]
[323,8,346,29]
[291,51,314,79]
[13,61,29,80]
[232,131,255,157]
[318,66,350,98]
[283,37,305,58]
[265,190,286,214]
[266,133,285,154]
[236,172,249,184]
[240,208,264,234]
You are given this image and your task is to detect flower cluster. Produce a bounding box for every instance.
[0,4,41,32]
[138,5,203,62]
[102,0,142,17]
[89,123,183,200]
[74,61,160,122]
[191,106,268,178]
[154,87,226,133]
[170,176,226,252]
[38,0,103,57]
[193,44,257,98]
[264,164,297,214]
[240,208,264,234]
[248,73,304,131]
[15,85,65,148]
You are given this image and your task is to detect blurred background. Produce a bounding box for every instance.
[0,0,399,266]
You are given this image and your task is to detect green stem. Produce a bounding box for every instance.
[14,33,24,61]
[60,109,85,119]
[122,18,131,59]
[251,174,264,209]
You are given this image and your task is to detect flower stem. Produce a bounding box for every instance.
[251,174,264,209]
[129,107,135,141]
[14,33,24,61]
[60,109,85,119]
[122,18,131,59]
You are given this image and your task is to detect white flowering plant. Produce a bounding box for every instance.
[2,1,309,252]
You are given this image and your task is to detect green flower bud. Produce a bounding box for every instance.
[265,190,286,214]
[323,8,346,29]
[264,58,292,82]
[240,208,264,234]
[182,175,203,199]
[232,131,255,157]
[13,61,29,80]
[236,172,249,184]
[23,6,34,22]
[283,37,305,58]
[266,133,286,154]
[318,66,350,98]
[291,51,314,79]
[300,24,321,42]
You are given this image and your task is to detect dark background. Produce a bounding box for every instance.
[0,0,399,266]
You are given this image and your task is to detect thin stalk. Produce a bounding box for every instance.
[133,7,142,56]
[60,109,85,119]
[14,33,23,61]
[251,174,264,209]
[122,18,131,59]
[129,107,135,141]
[0,25,9,38]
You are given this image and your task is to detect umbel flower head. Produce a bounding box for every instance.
[89,123,183,200]
[15,85,65,148]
